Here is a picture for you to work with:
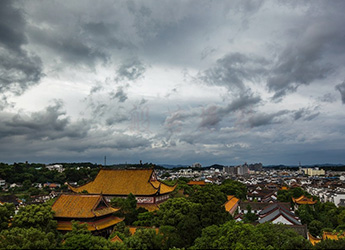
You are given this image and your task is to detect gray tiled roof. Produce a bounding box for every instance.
[258,208,301,225]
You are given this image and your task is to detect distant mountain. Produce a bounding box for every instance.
[159,164,190,169]
[204,164,225,170]
[263,163,345,168]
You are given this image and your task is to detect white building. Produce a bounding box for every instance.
[46,164,64,173]
[302,168,325,176]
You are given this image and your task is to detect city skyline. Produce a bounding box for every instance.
[1,0,345,166]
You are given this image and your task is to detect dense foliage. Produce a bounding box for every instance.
[0,202,14,231]
[0,162,99,187]
[2,164,345,249]
[295,202,345,237]
[192,220,312,249]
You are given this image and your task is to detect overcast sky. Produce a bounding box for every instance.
[1,0,345,166]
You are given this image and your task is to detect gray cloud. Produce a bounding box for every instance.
[318,93,337,103]
[247,110,289,128]
[110,86,128,103]
[83,21,133,50]
[293,107,320,121]
[0,100,89,140]
[0,0,43,97]
[115,58,146,82]
[28,25,108,68]
[200,94,261,128]
[163,93,261,131]
[199,52,268,93]
[335,81,345,104]
[267,2,345,100]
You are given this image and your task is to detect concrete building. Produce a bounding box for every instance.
[302,168,325,176]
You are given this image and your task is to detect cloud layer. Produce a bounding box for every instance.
[0,0,345,165]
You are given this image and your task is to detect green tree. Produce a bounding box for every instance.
[309,220,324,237]
[296,205,314,225]
[314,238,345,249]
[159,225,182,249]
[0,227,58,249]
[22,180,32,190]
[337,210,345,226]
[111,193,139,225]
[124,228,162,250]
[155,197,202,247]
[12,204,57,233]
[109,221,131,240]
[63,221,116,250]
[133,211,154,227]
[220,179,247,200]
[0,202,15,230]
[243,205,258,223]
[192,220,312,250]
[189,184,230,227]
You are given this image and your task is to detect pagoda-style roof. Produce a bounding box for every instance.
[52,194,119,218]
[137,203,160,212]
[56,216,123,231]
[292,195,317,205]
[68,169,176,196]
[110,235,123,243]
[224,195,239,215]
[308,231,345,246]
[258,203,301,225]
[323,231,345,240]
[308,232,321,246]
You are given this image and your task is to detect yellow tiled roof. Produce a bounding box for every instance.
[137,203,160,212]
[56,216,124,231]
[69,169,176,196]
[187,180,206,186]
[52,194,119,218]
[110,235,123,243]
[323,231,345,240]
[150,180,161,189]
[160,182,177,194]
[308,232,321,246]
[292,195,317,205]
[224,195,239,213]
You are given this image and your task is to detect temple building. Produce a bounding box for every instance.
[258,203,302,225]
[68,169,177,206]
[52,194,123,236]
[308,231,345,246]
[292,195,317,210]
[224,195,239,216]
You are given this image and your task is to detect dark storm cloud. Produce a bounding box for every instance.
[199,94,262,128]
[0,0,43,97]
[199,53,268,93]
[29,25,108,68]
[83,21,132,50]
[0,101,89,140]
[335,81,345,104]
[0,1,26,50]
[163,93,261,130]
[267,2,345,100]
[267,44,333,100]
